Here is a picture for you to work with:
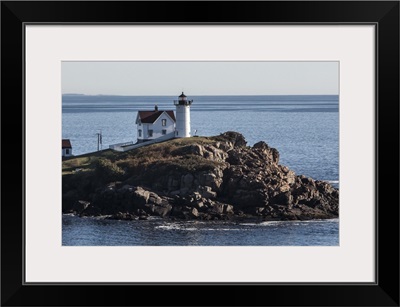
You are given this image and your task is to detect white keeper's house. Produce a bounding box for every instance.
[136,106,176,143]
[135,92,193,143]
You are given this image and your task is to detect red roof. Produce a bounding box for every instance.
[62,139,72,148]
[137,110,176,123]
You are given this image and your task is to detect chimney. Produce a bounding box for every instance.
[155,105,158,111]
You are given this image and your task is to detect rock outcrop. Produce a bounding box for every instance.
[62,131,338,221]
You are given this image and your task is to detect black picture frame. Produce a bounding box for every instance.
[1,1,399,306]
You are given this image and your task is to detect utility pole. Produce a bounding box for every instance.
[96,130,102,151]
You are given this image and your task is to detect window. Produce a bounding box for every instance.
[148,130,153,137]
[162,129,167,135]
[66,149,70,154]
[138,129,142,137]
[162,119,167,126]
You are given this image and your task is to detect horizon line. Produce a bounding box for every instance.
[62,93,339,96]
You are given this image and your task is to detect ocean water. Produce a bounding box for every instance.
[62,94,339,246]
[62,215,339,246]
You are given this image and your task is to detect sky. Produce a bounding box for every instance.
[62,61,339,96]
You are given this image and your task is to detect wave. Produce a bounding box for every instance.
[240,218,339,227]
[155,224,182,230]
[62,213,76,217]
[325,180,339,184]
[240,221,282,227]
[155,224,244,231]
[156,220,340,229]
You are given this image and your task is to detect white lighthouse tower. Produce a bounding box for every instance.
[174,92,192,138]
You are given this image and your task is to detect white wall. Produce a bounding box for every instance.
[62,148,72,157]
[175,105,190,138]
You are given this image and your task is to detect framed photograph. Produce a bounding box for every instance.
[2,1,399,306]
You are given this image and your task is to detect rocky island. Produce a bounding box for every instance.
[62,132,338,221]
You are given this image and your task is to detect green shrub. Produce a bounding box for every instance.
[95,158,125,182]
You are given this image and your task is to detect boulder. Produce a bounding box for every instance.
[148,203,172,217]
[224,204,234,214]
[200,186,217,199]
[218,131,247,147]
[72,200,90,213]
[190,207,199,218]
[132,187,150,205]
